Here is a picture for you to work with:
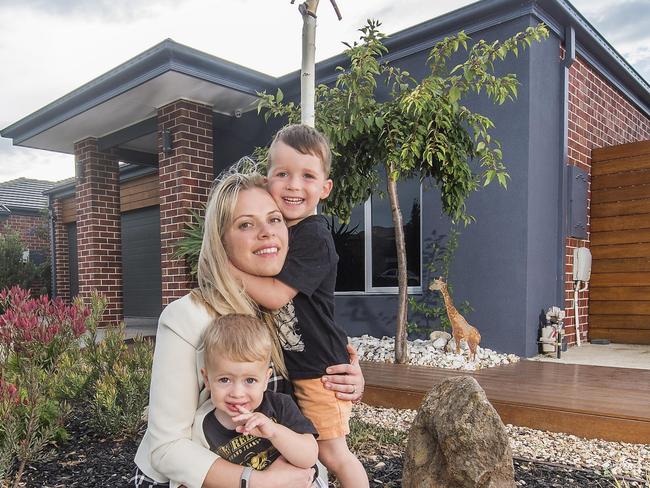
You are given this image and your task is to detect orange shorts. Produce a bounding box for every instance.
[292,377,352,441]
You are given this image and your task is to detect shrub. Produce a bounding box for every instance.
[0,287,88,487]
[0,233,38,293]
[74,293,154,438]
[408,228,473,337]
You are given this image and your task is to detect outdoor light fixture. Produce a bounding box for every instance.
[162,129,173,155]
[75,158,85,179]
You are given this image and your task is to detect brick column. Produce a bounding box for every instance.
[52,199,71,302]
[74,138,122,324]
[158,100,214,305]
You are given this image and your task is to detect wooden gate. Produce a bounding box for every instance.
[589,140,650,344]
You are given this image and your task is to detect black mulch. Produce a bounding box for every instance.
[19,412,642,487]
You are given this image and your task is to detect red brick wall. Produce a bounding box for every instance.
[74,138,122,324]
[157,100,214,305]
[0,213,49,253]
[564,54,650,345]
[52,199,71,302]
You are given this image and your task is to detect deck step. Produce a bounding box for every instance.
[361,360,650,444]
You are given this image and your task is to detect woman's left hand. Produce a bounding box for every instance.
[321,344,365,402]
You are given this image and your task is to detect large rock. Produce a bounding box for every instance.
[402,376,515,488]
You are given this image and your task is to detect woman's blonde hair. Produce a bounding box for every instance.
[191,160,287,377]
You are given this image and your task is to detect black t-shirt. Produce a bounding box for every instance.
[202,390,318,470]
[273,215,349,379]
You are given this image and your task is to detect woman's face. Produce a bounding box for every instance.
[223,187,288,277]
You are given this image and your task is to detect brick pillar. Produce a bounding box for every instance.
[158,100,214,305]
[52,198,71,302]
[74,138,122,324]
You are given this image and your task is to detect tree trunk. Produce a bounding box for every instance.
[300,0,319,127]
[386,163,409,364]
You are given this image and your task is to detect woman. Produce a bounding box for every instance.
[133,171,365,488]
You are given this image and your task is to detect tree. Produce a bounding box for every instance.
[292,0,342,126]
[258,20,549,363]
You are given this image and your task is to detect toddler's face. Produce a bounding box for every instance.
[267,140,332,226]
[202,357,271,429]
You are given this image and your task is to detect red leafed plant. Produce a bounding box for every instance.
[0,286,90,488]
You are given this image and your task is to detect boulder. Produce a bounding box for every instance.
[446,337,469,353]
[430,330,452,341]
[432,337,448,350]
[402,376,515,488]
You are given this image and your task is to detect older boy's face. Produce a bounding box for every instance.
[202,357,271,430]
[267,141,333,227]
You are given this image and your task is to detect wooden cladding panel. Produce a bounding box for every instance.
[590,272,650,287]
[591,229,650,246]
[590,214,650,232]
[590,314,650,329]
[590,328,650,344]
[591,183,650,204]
[591,154,650,176]
[592,140,650,162]
[56,174,160,222]
[590,301,650,315]
[589,257,650,273]
[589,141,650,344]
[121,174,160,212]
[591,243,650,259]
[590,286,650,301]
[591,199,650,218]
[591,168,650,190]
[61,197,76,223]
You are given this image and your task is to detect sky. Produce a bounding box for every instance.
[0,0,649,184]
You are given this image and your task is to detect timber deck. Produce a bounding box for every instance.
[361,359,650,444]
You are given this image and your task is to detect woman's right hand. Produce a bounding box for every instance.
[251,456,314,488]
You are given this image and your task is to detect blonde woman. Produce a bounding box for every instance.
[133,171,364,488]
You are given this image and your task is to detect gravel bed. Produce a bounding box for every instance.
[352,403,650,483]
[350,334,520,370]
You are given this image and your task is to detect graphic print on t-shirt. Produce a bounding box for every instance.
[215,433,279,470]
[273,300,305,352]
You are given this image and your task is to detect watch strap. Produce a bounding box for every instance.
[240,466,253,488]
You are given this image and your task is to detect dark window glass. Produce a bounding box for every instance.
[371,172,421,288]
[327,204,365,292]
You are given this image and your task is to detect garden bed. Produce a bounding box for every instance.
[20,406,647,488]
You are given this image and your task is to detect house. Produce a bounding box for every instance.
[0,177,54,265]
[2,0,649,356]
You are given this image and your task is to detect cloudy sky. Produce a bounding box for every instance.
[1,0,648,183]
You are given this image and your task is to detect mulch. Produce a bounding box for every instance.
[19,412,632,488]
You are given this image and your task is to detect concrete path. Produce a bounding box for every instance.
[531,342,650,370]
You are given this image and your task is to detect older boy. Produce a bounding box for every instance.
[230,124,369,488]
[192,314,319,487]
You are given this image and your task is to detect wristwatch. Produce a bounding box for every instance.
[240,466,253,488]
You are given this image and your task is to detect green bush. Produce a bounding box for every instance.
[0,233,38,293]
[74,293,154,438]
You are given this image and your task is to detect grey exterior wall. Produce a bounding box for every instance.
[333,16,561,357]
[209,14,564,357]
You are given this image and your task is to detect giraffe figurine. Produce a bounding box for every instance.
[429,277,481,361]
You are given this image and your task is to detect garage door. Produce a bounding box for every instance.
[589,140,650,344]
[121,206,162,318]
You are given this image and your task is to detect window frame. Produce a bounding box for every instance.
[333,183,423,296]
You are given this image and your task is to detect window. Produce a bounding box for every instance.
[327,172,421,294]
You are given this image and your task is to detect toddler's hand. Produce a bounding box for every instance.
[233,406,277,439]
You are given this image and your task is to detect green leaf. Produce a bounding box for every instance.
[276,88,284,103]
[449,86,461,103]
